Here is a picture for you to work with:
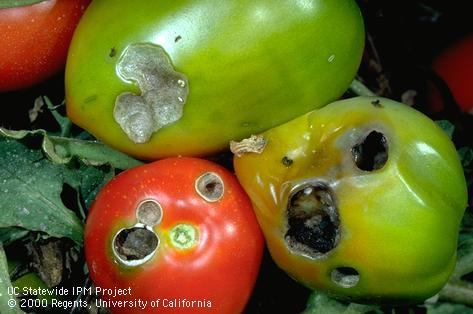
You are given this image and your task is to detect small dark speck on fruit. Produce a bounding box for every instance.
[175,35,182,43]
[371,99,382,108]
[282,156,293,167]
[84,95,98,104]
[109,47,117,57]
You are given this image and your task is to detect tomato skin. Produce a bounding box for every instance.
[234,97,467,303]
[0,0,90,92]
[430,35,473,114]
[65,0,365,159]
[84,157,264,314]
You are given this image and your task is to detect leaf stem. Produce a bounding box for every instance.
[1,128,143,170]
[349,79,376,97]
[49,136,143,169]
[0,245,24,314]
[43,98,72,138]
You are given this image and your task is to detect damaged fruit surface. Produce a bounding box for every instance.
[84,157,263,314]
[65,0,364,159]
[233,96,468,303]
[114,43,189,143]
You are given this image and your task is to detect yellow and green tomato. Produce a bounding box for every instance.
[234,96,468,303]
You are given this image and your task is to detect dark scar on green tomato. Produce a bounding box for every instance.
[282,156,294,167]
[371,99,383,108]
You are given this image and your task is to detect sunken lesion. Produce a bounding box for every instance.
[331,267,360,288]
[112,198,164,267]
[136,199,163,226]
[351,130,388,171]
[114,43,189,143]
[195,172,224,202]
[285,182,340,259]
[113,226,159,262]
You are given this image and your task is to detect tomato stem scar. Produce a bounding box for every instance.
[170,223,198,250]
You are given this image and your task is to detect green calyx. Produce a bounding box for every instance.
[169,224,198,250]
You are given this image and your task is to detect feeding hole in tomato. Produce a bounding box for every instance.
[331,267,360,288]
[285,183,340,259]
[195,172,224,202]
[114,43,189,144]
[112,225,159,267]
[136,199,163,226]
[351,131,388,171]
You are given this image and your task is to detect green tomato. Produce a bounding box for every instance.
[12,273,57,303]
[233,96,468,303]
[65,0,364,159]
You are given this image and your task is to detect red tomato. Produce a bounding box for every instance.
[0,0,90,92]
[430,35,473,114]
[84,157,264,314]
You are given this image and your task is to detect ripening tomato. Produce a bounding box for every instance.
[234,97,467,303]
[430,35,473,114]
[84,157,264,314]
[0,0,90,92]
[65,0,365,159]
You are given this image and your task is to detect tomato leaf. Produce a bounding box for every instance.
[0,128,143,169]
[454,210,473,279]
[0,245,23,314]
[302,291,382,314]
[0,228,29,246]
[0,127,142,246]
[426,302,473,314]
[0,136,85,245]
[438,210,473,307]
[439,280,473,308]
[0,0,46,9]
[458,147,473,187]
[435,120,455,139]
[0,126,142,245]
[40,97,73,138]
